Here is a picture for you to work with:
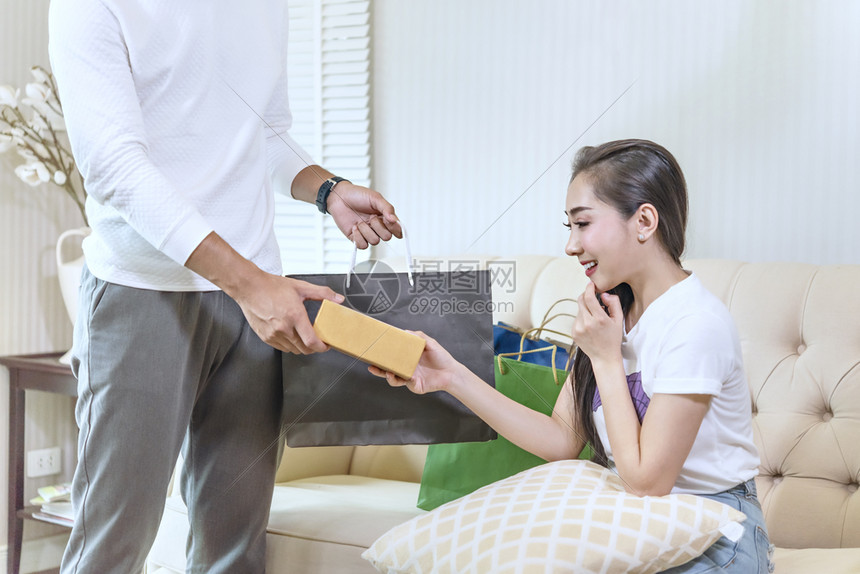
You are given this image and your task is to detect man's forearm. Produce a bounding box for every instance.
[291,165,334,203]
[184,231,261,298]
[184,230,337,355]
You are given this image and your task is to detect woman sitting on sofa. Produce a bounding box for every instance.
[370,139,774,573]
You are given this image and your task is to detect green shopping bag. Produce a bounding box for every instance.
[416,356,593,510]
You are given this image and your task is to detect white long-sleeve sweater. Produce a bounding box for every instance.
[48,0,313,291]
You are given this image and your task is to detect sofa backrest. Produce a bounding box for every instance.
[687,259,860,550]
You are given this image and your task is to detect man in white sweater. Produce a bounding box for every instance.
[49,1,400,572]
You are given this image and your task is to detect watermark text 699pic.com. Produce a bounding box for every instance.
[408,296,512,317]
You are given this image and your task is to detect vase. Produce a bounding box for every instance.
[56,226,90,364]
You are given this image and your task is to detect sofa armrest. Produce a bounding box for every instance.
[275,445,356,483]
[348,445,428,483]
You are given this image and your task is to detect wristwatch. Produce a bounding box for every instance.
[316,176,349,214]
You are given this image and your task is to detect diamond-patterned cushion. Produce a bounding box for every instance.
[362,459,746,574]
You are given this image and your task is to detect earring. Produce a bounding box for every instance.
[638,233,645,241]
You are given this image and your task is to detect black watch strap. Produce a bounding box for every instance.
[316,176,349,214]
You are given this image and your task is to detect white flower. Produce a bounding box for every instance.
[31,113,49,132]
[0,64,87,223]
[23,83,51,106]
[25,100,52,122]
[30,66,51,85]
[0,85,18,108]
[34,161,50,182]
[14,163,42,186]
[9,127,26,147]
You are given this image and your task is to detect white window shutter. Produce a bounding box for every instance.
[274,0,372,275]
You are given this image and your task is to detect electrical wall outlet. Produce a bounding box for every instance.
[27,447,62,478]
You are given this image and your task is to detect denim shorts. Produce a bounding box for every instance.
[661,479,775,573]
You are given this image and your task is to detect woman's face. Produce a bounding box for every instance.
[564,175,638,292]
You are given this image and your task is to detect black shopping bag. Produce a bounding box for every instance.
[282,266,496,446]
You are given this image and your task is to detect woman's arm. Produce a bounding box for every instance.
[576,283,711,496]
[449,364,585,462]
[370,333,585,462]
[591,354,710,495]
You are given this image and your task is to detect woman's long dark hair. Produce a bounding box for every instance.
[568,139,688,467]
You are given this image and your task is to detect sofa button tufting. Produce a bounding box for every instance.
[772,475,783,485]
[823,410,833,422]
[848,483,858,494]
[797,343,807,354]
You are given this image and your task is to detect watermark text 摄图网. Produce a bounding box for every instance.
[409,259,517,295]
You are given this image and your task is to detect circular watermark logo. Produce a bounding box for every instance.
[342,259,401,315]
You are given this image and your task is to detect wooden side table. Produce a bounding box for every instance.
[1,354,76,574]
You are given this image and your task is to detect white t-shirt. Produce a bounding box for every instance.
[592,273,760,494]
[48,0,313,291]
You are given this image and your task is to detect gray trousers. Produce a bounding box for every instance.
[61,267,283,574]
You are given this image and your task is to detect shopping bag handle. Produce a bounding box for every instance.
[539,297,578,324]
[499,321,573,348]
[497,350,564,385]
[519,326,573,349]
[495,299,579,382]
[518,326,576,374]
[495,323,572,368]
[347,219,414,288]
[520,299,576,353]
[535,298,578,339]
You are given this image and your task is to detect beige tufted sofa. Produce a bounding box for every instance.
[145,256,860,574]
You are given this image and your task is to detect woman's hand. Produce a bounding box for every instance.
[573,282,624,365]
[368,331,465,394]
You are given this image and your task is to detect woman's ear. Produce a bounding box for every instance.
[635,203,659,242]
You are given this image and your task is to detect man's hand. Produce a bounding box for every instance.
[326,181,403,248]
[185,231,343,354]
[290,166,403,248]
[233,270,344,354]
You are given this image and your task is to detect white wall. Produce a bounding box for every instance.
[371,0,860,264]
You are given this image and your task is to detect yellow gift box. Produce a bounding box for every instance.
[313,299,425,379]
